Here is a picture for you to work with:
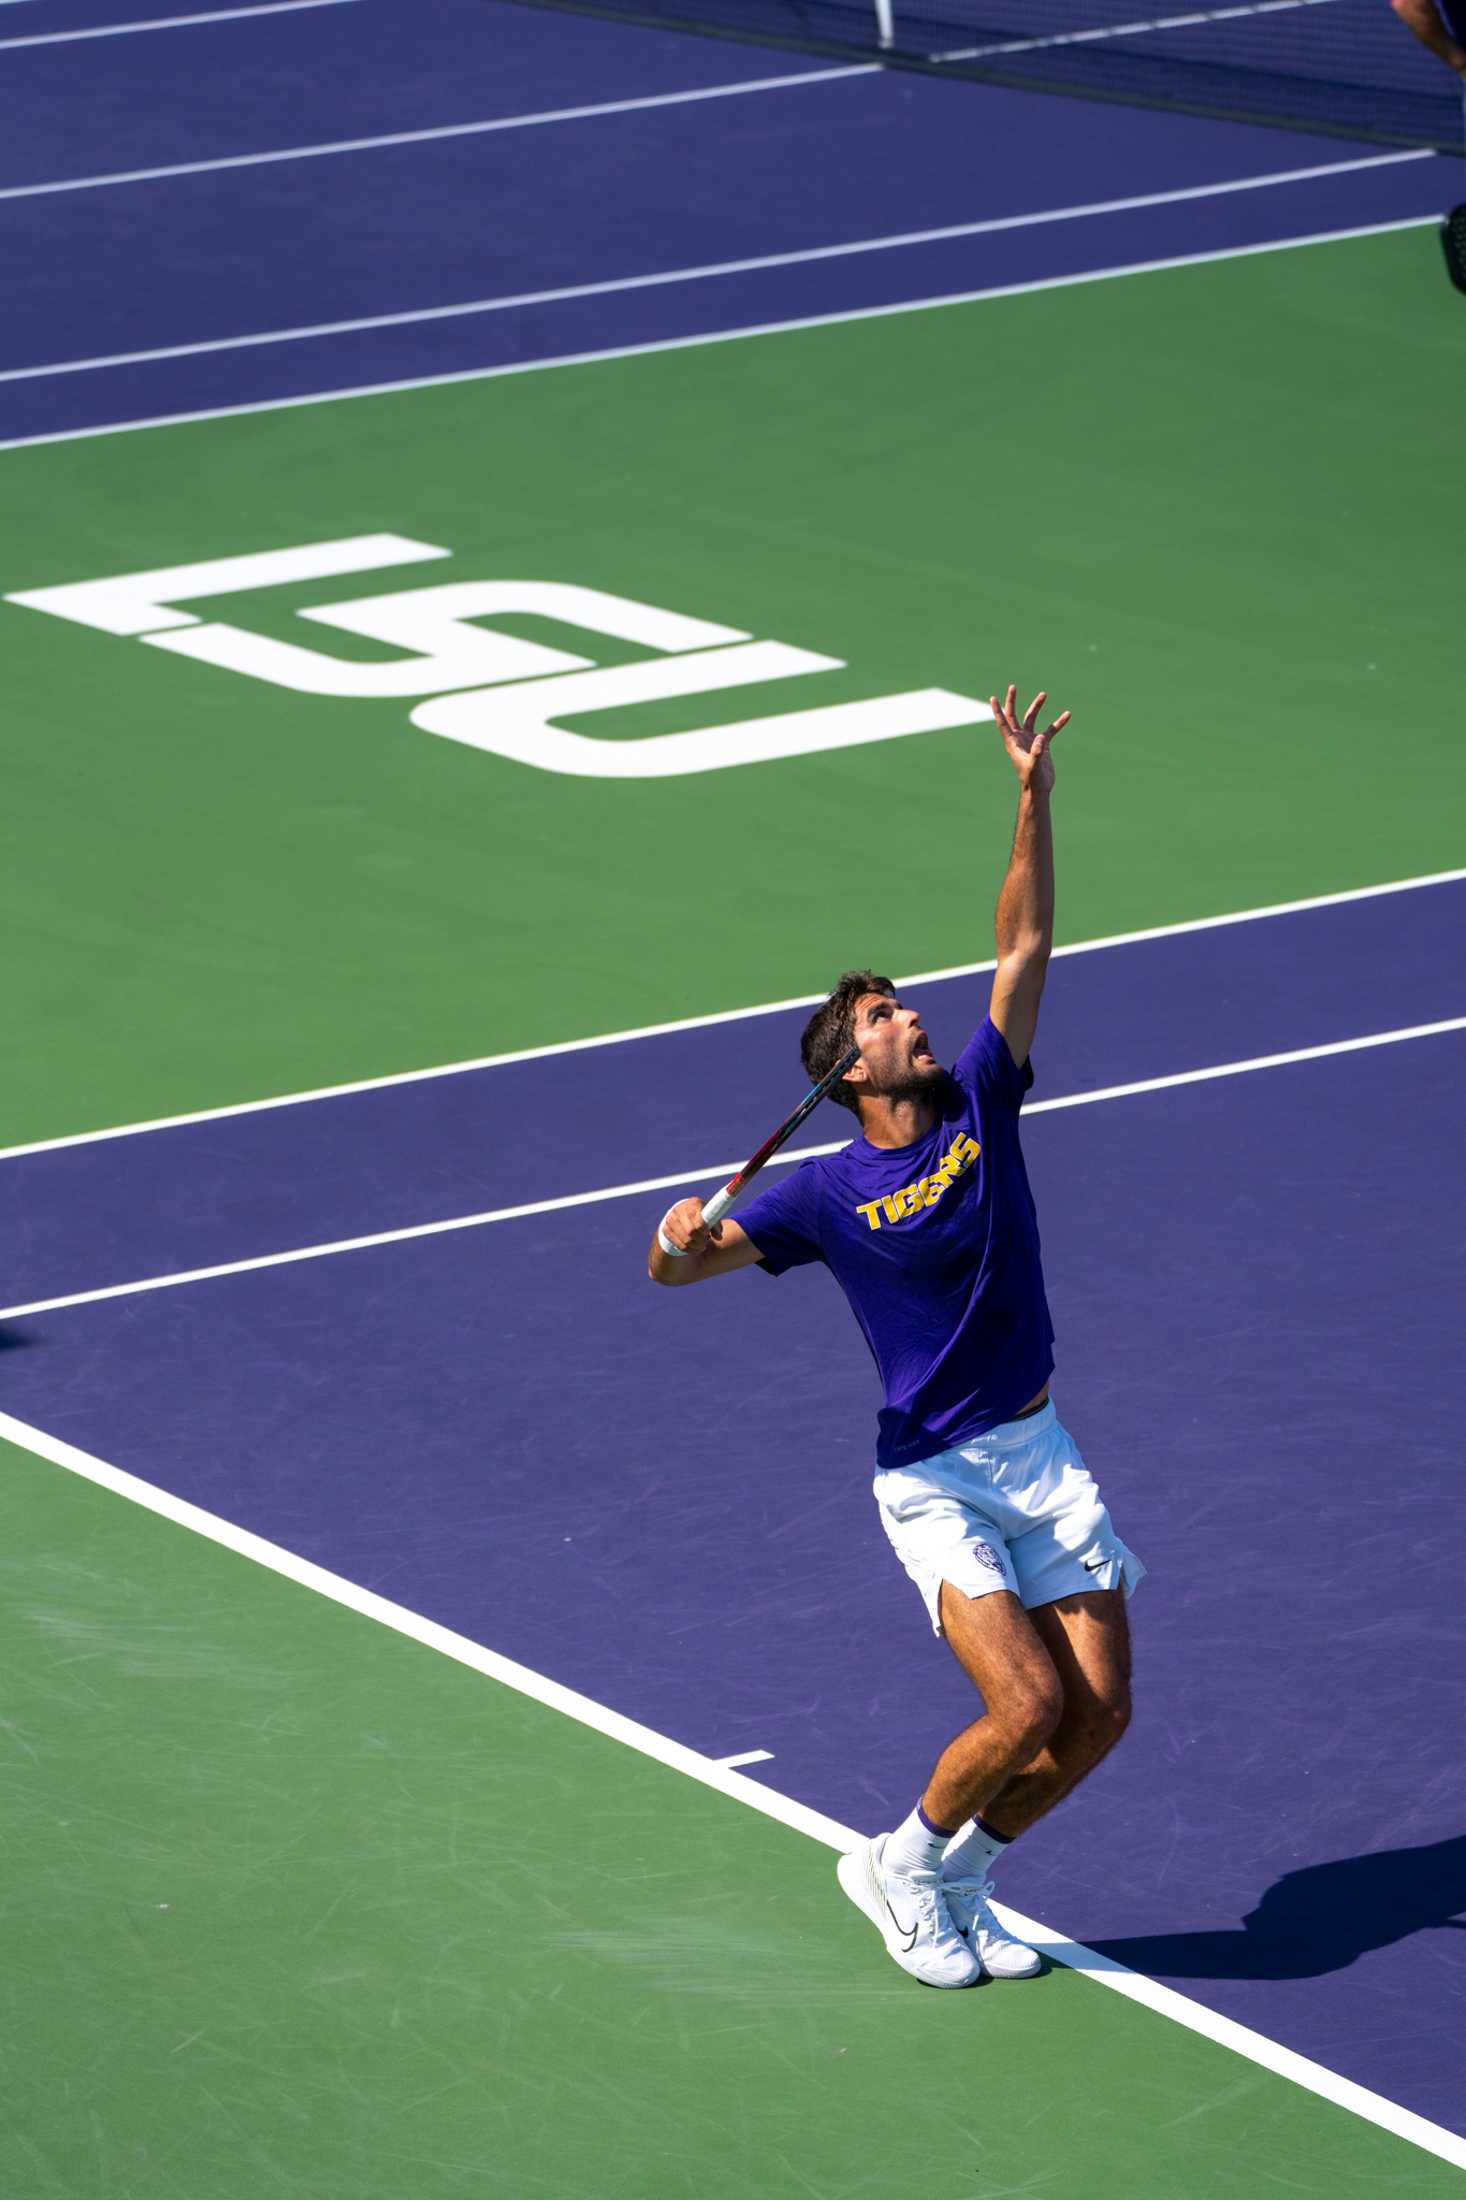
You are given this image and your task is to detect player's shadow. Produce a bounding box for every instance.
[0,1324,37,1353]
[1085,1833,1466,1980]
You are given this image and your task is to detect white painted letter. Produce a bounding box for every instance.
[5,535,449,636]
[412,649,990,776]
[142,579,753,699]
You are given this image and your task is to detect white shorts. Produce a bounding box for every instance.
[873,1401,1145,1636]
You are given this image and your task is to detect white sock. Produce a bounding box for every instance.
[883,1803,956,1880]
[942,1816,1013,1882]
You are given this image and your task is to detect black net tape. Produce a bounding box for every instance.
[516,0,1466,151]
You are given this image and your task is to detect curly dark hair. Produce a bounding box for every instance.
[799,970,895,1115]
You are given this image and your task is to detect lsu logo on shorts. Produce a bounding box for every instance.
[854,1133,981,1231]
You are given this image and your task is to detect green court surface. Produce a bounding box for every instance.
[4,227,1464,1145]
[2,1432,1460,2200]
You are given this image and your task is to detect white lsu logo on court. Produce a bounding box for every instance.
[4,534,991,779]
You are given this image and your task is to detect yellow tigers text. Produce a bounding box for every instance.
[854,1132,981,1230]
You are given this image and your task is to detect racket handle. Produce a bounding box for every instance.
[657,1182,735,1258]
[701,1184,735,1229]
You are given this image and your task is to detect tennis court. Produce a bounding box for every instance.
[3,0,1465,2190]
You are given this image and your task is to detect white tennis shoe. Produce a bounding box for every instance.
[944,1875,1042,1979]
[836,1834,981,1988]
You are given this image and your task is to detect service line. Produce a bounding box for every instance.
[0,66,880,202]
[932,0,1337,62]
[3,1016,1461,1324]
[3,866,1462,1162]
[0,0,359,48]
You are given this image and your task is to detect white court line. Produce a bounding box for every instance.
[0,211,1439,454]
[0,67,881,203]
[3,866,1461,1162]
[0,150,1427,386]
[1,1403,1461,2174]
[0,0,357,48]
[932,0,1338,62]
[4,1016,1462,1324]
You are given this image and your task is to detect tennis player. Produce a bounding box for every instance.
[648,686,1142,1989]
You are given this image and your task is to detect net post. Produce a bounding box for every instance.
[873,0,894,49]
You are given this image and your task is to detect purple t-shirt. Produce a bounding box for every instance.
[736,1016,1055,1471]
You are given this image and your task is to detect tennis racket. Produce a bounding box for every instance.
[658,1043,860,1254]
[1442,202,1466,295]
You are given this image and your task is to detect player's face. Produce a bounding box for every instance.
[850,992,941,1098]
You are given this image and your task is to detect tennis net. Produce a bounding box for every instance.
[528,0,1465,151]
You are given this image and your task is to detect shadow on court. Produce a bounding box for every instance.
[1089,1833,1466,1980]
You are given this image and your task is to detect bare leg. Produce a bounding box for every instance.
[919,1586,1065,1829]
[979,1589,1132,1839]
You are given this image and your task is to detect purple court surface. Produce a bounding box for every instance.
[4,878,1466,2134]
[1,0,1457,442]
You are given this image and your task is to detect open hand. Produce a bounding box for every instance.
[991,684,1070,795]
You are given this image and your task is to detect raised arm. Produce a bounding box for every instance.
[647,1199,765,1286]
[986,684,1069,1071]
[1390,0,1466,76]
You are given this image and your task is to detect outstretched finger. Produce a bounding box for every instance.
[1021,690,1048,736]
[1045,709,1072,739]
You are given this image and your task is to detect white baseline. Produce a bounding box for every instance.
[0,150,1429,385]
[3,1016,1462,1324]
[0,1405,1461,2176]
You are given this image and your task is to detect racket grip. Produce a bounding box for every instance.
[657,1182,735,1258]
[701,1185,735,1229]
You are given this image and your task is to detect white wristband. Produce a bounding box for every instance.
[657,1217,689,1258]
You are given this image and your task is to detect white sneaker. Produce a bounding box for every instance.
[836,1834,982,1988]
[944,1876,1042,1979]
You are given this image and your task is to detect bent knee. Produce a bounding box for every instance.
[993,1675,1064,1759]
[1073,1688,1131,1759]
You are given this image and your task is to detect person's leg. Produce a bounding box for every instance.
[918,1582,1066,1830]
[913,1584,1128,1861]
[915,1585,1131,1979]
[936,1401,1138,1865]
[837,1581,1059,1989]
[977,1587,1132,1838]
[844,1435,1136,1985]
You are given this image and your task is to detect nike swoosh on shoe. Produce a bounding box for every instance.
[884,1897,919,1953]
